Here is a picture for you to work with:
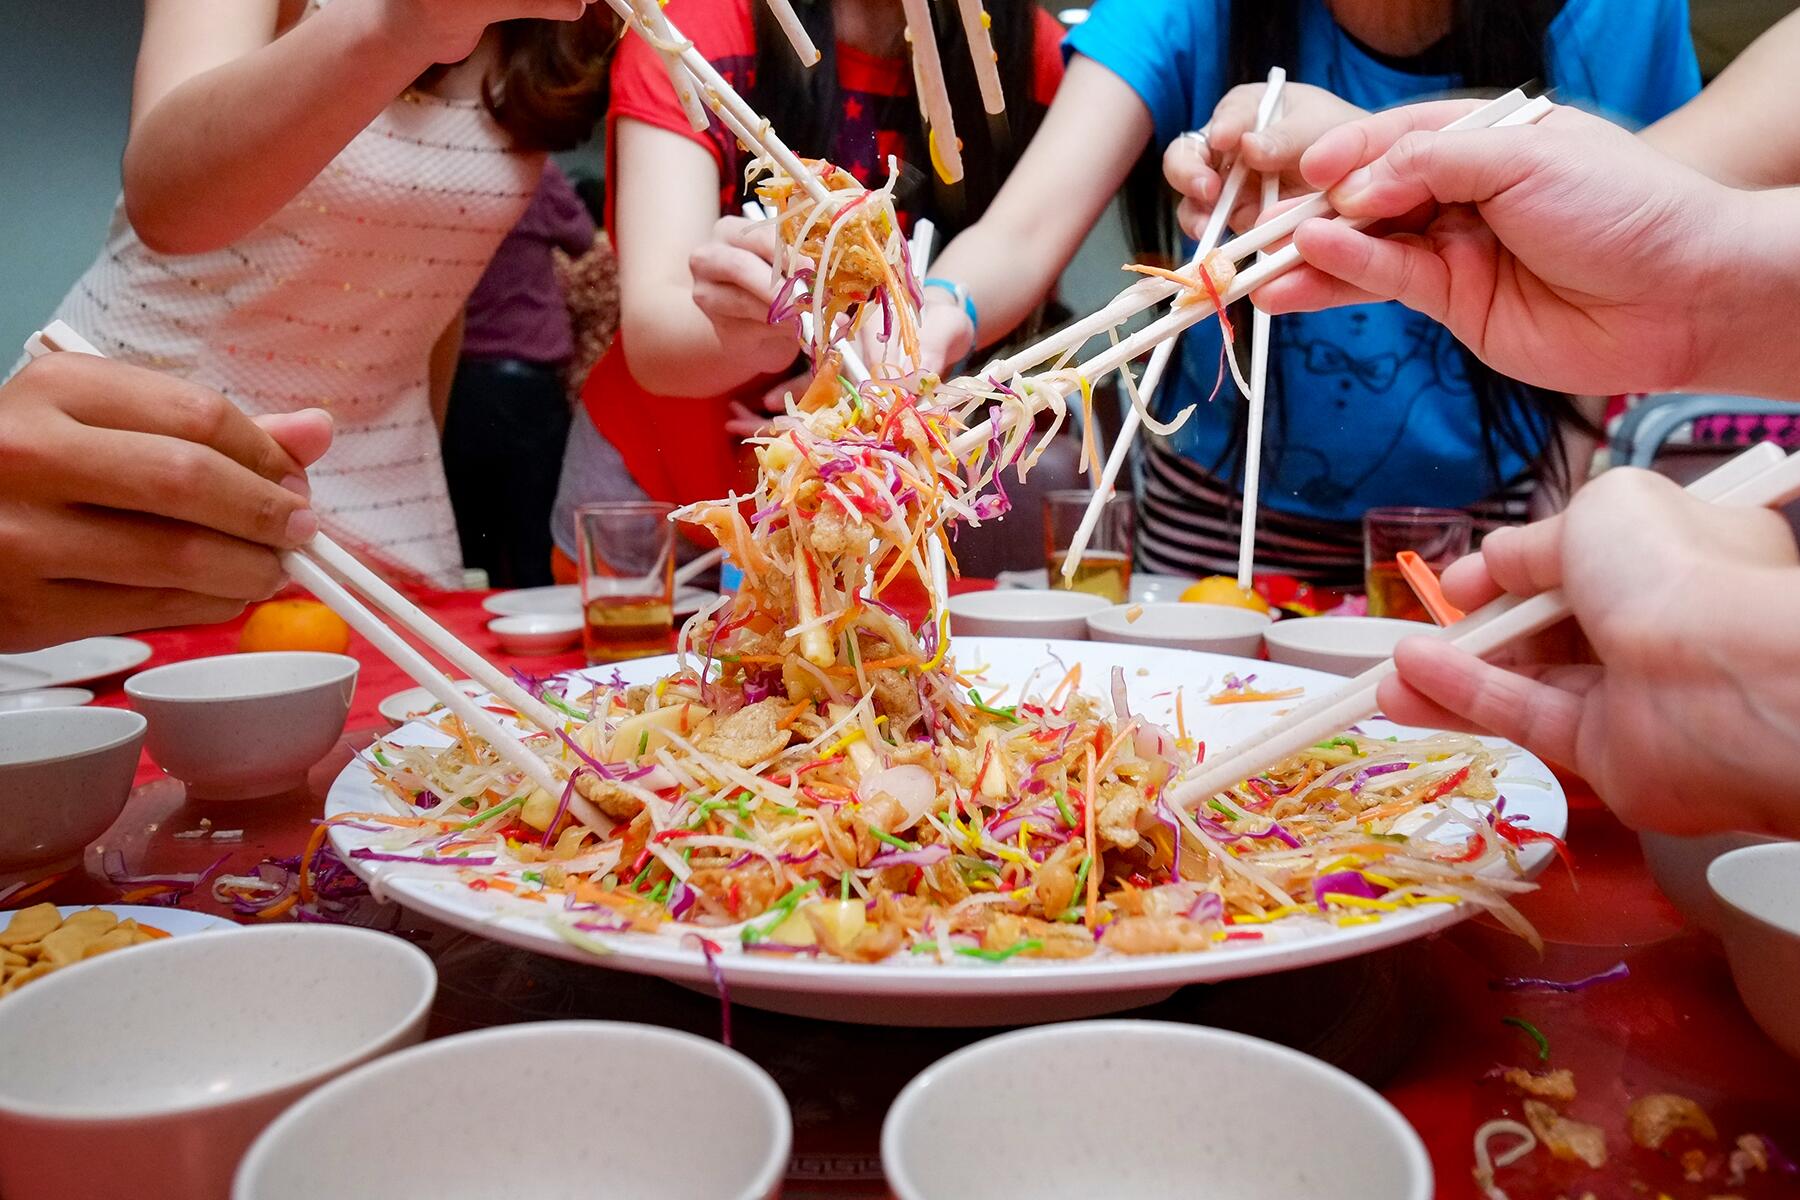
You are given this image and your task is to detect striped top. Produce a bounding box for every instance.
[34,26,541,585]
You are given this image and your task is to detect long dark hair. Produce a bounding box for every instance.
[419,13,616,153]
[747,0,1047,239]
[1130,0,1583,496]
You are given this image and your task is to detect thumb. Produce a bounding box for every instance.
[257,409,334,470]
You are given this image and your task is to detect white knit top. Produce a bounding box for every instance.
[39,50,542,585]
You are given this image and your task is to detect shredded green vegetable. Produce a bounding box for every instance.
[956,940,1041,963]
[1503,1016,1551,1062]
[870,828,917,852]
[740,879,821,945]
[455,794,524,831]
[967,690,1018,721]
[1053,791,1077,829]
[540,689,588,720]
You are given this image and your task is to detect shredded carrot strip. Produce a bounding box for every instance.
[1208,687,1305,706]
[118,885,177,903]
[298,821,332,904]
[1175,688,1188,743]
[442,714,481,764]
[776,700,811,731]
[255,893,299,921]
[136,923,172,939]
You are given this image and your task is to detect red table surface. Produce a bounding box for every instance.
[24,588,1800,1200]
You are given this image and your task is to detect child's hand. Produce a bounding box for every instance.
[371,0,598,65]
[690,215,802,378]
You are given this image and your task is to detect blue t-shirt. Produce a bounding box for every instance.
[1066,0,1700,521]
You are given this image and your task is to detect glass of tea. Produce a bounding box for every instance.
[1363,506,1472,621]
[575,501,676,662]
[1043,489,1134,603]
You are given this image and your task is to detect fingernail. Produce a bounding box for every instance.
[285,507,319,544]
[1337,167,1373,198]
[280,473,311,499]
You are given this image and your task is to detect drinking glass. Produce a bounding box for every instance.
[1043,490,1134,603]
[576,502,676,662]
[1362,506,1473,621]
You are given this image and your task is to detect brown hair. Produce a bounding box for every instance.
[419,12,618,153]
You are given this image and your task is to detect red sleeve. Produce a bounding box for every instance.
[605,0,757,229]
[1029,10,1068,108]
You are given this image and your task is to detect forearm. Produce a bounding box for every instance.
[621,288,790,397]
[1689,187,1800,399]
[926,55,1153,353]
[123,0,428,254]
[1643,10,1800,190]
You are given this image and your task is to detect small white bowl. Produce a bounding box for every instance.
[0,707,145,885]
[1263,616,1427,676]
[948,589,1109,641]
[126,652,358,800]
[1708,843,1800,1060]
[1087,602,1272,655]
[0,925,434,1200]
[884,1021,1430,1200]
[235,1021,791,1200]
[0,687,93,713]
[487,612,582,656]
[1640,830,1785,935]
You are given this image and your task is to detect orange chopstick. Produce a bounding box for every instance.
[1396,550,1465,626]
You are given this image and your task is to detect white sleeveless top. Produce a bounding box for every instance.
[41,36,542,585]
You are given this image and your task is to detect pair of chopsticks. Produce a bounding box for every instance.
[1061,68,1289,587]
[947,88,1554,462]
[1165,441,1800,807]
[25,323,587,808]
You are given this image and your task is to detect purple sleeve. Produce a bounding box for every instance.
[538,162,598,256]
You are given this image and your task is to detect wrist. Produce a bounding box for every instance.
[1691,186,1800,395]
[346,0,440,73]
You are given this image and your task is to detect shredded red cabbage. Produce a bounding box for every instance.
[1491,961,1630,993]
[540,767,592,849]
[686,935,731,1047]
[1352,762,1411,792]
[1313,870,1382,903]
[1187,891,1224,922]
[870,843,952,869]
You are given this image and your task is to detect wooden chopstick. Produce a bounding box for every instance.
[1237,93,1284,592]
[25,325,581,798]
[976,89,1533,388]
[1058,70,1287,584]
[947,92,1552,459]
[600,0,834,204]
[1164,442,1799,807]
[900,0,964,184]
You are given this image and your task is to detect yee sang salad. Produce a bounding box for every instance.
[324,151,1559,966]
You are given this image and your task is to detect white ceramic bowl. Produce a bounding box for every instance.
[1640,830,1785,935]
[0,925,434,1200]
[235,1021,791,1200]
[0,707,145,885]
[126,652,358,800]
[0,687,93,713]
[883,1021,1431,1200]
[1708,843,1800,1060]
[487,612,582,656]
[1087,602,1272,655]
[948,589,1109,641]
[1262,616,1427,676]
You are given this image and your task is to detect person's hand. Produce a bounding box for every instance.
[1164,82,1369,239]
[1252,100,1759,398]
[369,0,597,65]
[0,354,332,652]
[689,215,803,378]
[896,289,976,376]
[1375,469,1800,836]
[725,371,812,437]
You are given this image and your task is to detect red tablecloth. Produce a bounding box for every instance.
[25,591,1800,1200]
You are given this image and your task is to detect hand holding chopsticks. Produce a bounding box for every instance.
[26,325,598,821]
[1166,442,1800,812]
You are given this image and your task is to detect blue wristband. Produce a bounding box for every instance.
[922,276,978,336]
